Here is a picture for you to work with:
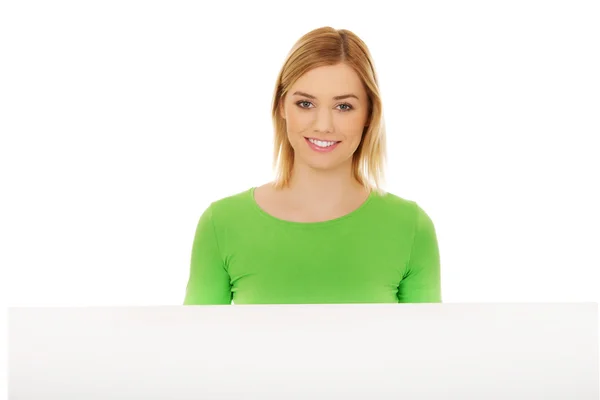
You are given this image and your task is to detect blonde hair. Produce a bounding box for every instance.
[271,26,387,194]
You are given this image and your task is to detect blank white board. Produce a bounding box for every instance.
[9,303,599,399]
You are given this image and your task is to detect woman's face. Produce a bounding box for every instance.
[280,63,370,173]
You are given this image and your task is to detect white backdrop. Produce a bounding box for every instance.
[1,0,599,396]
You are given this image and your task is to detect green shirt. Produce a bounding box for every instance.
[183,187,441,305]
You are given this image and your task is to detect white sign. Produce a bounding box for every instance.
[9,303,599,399]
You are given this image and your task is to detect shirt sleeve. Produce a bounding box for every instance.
[397,203,442,303]
[183,204,232,305]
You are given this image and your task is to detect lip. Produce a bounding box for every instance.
[304,137,341,153]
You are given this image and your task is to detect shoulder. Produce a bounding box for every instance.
[210,187,253,208]
[204,187,254,212]
[200,187,257,224]
[370,190,418,217]
[370,190,435,229]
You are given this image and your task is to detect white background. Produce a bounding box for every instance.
[1,0,599,396]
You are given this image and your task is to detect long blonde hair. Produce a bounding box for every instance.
[271,26,387,194]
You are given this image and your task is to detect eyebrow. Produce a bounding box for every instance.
[291,91,359,101]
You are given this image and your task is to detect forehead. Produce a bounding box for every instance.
[290,63,366,98]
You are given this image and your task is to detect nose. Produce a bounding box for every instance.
[313,106,334,134]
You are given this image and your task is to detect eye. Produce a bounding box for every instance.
[296,100,313,109]
[337,103,353,112]
[295,100,354,112]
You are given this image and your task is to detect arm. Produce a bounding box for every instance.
[397,203,442,303]
[183,204,232,305]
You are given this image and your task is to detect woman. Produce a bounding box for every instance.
[184,26,441,305]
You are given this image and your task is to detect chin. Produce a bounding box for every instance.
[308,162,339,172]
[300,156,348,172]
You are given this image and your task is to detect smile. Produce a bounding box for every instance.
[304,137,341,153]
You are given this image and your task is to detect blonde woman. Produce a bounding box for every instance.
[184,26,441,305]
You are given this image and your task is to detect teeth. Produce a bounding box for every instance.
[308,138,337,148]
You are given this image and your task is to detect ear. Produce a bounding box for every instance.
[278,97,286,120]
[365,101,373,126]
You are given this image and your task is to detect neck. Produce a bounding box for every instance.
[281,162,369,208]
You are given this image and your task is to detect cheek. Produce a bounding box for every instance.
[339,114,367,140]
[286,110,312,134]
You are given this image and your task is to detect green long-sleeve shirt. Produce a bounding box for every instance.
[184,187,441,305]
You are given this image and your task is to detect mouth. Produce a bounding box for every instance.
[304,137,341,153]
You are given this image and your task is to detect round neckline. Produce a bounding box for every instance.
[248,186,375,227]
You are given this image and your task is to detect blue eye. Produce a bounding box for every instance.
[297,100,313,109]
[295,100,353,112]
